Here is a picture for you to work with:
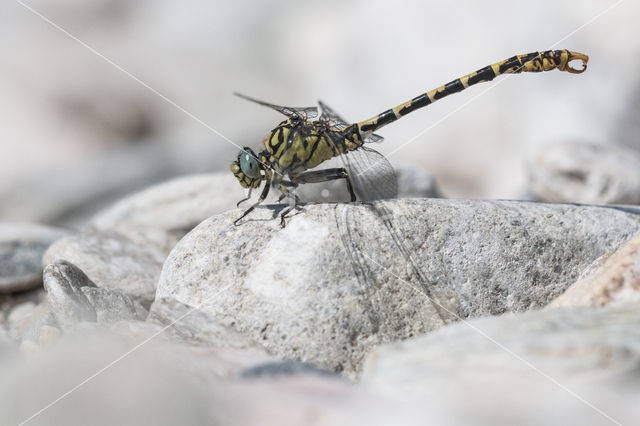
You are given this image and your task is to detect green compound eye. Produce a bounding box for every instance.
[240,149,260,178]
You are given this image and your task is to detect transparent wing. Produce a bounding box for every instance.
[318,100,349,129]
[343,146,398,201]
[235,92,318,120]
[318,100,383,143]
[317,100,395,200]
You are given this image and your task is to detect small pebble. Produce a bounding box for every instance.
[38,325,61,348]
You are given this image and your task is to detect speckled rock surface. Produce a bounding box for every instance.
[155,199,640,375]
[149,297,267,351]
[0,222,67,293]
[43,230,164,305]
[527,142,640,204]
[550,232,640,308]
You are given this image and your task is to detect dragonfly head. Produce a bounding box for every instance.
[230,147,264,189]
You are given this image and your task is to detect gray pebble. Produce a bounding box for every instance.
[240,360,339,379]
[0,222,67,293]
[43,230,164,305]
[80,287,146,326]
[43,260,97,329]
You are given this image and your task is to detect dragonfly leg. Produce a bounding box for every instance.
[292,168,356,202]
[236,188,253,207]
[234,171,272,225]
[275,182,302,228]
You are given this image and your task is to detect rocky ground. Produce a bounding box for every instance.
[1,169,640,426]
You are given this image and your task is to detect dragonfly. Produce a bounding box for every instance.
[230,49,588,323]
[230,49,588,228]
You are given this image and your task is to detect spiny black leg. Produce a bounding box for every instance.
[236,189,253,208]
[279,193,302,228]
[292,168,356,201]
[234,173,272,225]
[345,173,356,202]
[274,182,301,228]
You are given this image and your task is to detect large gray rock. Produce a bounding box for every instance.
[89,173,243,254]
[360,307,640,425]
[43,230,164,305]
[527,142,640,204]
[156,199,640,376]
[0,222,67,293]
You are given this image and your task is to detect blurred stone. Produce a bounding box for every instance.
[0,335,213,426]
[0,144,172,227]
[527,142,640,204]
[7,301,49,340]
[19,339,40,357]
[550,232,640,308]
[166,344,276,383]
[241,360,339,379]
[7,301,37,330]
[43,260,97,329]
[20,310,57,344]
[0,288,46,317]
[0,222,68,293]
[156,199,640,376]
[395,163,441,198]
[362,306,640,387]
[209,375,418,426]
[81,287,147,326]
[38,325,62,348]
[90,173,241,254]
[43,230,164,305]
[616,79,640,151]
[109,320,167,342]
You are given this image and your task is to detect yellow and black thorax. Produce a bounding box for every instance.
[260,118,363,175]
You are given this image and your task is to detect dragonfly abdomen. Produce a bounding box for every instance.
[357,49,588,138]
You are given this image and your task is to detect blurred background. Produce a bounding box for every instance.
[1,0,639,227]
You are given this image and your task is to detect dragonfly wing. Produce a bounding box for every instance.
[318,100,383,142]
[344,146,398,201]
[235,92,318,120]
[364,133,384,143]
